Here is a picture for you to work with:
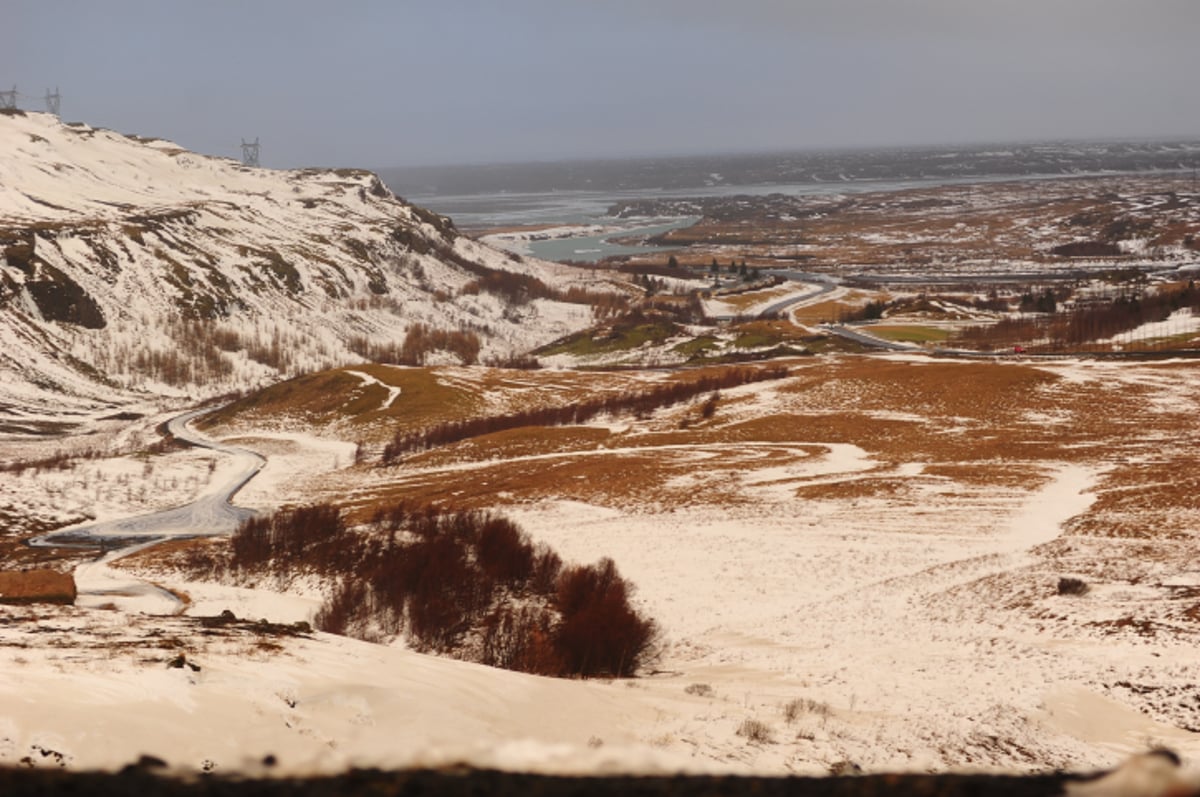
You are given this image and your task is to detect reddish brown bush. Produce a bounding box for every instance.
[232,502,658,678]
[477,517,535,584]
[480,605,560,674]
[404,534,486,651]
[230,515,272,569]
[554,558,659,678]
[530,545,564,595]
[1050,241,1122,257]
[483,353,542,370]
[401,323,481,366]
[314,579,369,636]
[230,503,347,574]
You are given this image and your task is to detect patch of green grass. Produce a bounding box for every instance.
[732,330,783,349]
[805,336,868,354]
[539,321,677,356]
[671,335,722,357]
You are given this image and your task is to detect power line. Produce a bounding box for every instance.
[1,84,62,115]
[240,137,260,167]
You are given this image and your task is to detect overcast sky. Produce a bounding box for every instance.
[5,1,1197,168]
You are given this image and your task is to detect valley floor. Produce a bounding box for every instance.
[2,354,1200,777]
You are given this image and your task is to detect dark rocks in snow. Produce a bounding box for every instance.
[120,755,168,773]
[167,653,201,672]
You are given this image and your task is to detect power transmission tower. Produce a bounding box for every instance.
[240,137,260,167]
[0,85,17,110]
[44,87,60,115]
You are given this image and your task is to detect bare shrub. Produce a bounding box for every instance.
[314,579,368,636]
[229,502,658,679]
[555,557,659,678]
[230,503,348,574]
[480,605,559,674]
[483,352,542,370]
[477,516,535,584]
[957,282,1200,352]
[0,448,102,475]
[783,697,832,724]
[401,323,481,366]
[451,254,627,315]
[404,533,491,652]
[736,719,773,744]
[529,544,563,595]
[1057,576,1090,596]
[685,683,713,697]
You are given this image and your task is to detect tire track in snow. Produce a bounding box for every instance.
[803,463,1097,610]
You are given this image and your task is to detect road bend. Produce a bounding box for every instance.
[29,406,265,551]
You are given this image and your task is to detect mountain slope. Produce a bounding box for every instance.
[0,110,613,427]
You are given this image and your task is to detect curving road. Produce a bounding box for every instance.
[29,407,264,551]
[758,275,837,318]
[818,322,922,352]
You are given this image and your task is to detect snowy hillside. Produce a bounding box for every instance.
[0,110,610,427]
[6,356,1200,780]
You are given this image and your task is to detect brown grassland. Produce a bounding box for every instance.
[189,356,1200,632]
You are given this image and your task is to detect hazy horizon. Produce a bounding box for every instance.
[380,133,1200,173]
[7,1,1199,169]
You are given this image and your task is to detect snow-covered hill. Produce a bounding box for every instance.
[0,110,610,427]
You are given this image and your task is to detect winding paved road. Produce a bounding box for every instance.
[758,273,838,318]
[818,322,922,352]
[29,407,264,550]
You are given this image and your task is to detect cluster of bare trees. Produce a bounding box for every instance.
[348,324,483,366]
[93,318,308,388]
[200,502,658,678]
[381,365,789,463]
[958,282,1200,351]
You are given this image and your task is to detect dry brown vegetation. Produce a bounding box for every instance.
[0,569,76,605]
[176,502,657,678]
[347,324,482,366]
[197,365,480,435]
[380,364,789,463]
[954,281,1200,352]
[195,352,1200,659]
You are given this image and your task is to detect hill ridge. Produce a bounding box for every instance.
[0,110,611,426]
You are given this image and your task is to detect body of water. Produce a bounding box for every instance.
[383,141,1200,263]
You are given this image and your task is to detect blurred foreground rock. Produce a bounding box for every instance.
[0,767,1075,796]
